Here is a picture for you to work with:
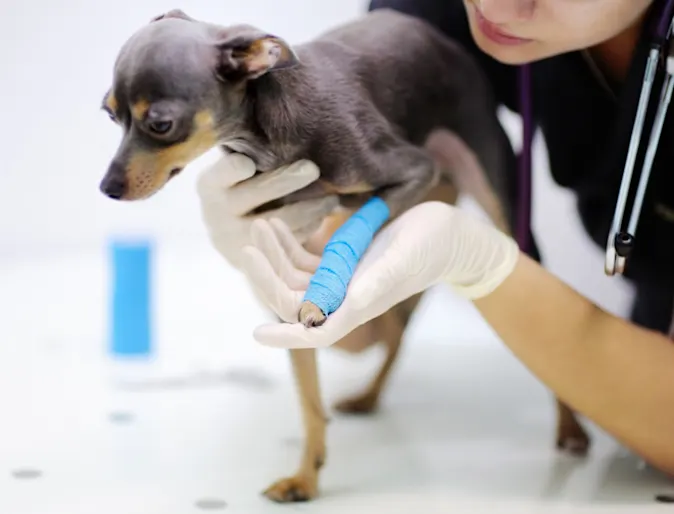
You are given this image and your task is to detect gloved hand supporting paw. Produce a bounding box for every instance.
[239,201,520,349]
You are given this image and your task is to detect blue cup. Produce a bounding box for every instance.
[109,238,153,357]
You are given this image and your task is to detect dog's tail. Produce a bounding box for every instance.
[425,128,511,235]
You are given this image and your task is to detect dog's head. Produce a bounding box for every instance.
[99,9,299,201]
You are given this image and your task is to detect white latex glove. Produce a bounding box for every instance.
[196,152,339,269]
[240,201,520,349]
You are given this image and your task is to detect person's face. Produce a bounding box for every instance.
[463,0,654,64]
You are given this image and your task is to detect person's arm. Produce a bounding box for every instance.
[475,253,674,474]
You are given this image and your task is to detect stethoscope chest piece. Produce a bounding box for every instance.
[605,14,674,276]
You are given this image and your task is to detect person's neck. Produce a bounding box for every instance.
[587,14,647,83]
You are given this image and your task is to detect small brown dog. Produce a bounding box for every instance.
[99,8,590,503]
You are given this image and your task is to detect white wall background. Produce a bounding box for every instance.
[0,0,634,317]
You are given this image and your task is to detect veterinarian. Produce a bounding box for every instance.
[197,0,674,474]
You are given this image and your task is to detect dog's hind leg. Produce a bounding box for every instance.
[263,349,327,502]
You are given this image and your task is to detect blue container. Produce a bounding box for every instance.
[109,239,153,357]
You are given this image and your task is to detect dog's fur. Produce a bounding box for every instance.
[99,8,591,502]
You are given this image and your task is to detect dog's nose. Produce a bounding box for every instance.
[100,169,127,200]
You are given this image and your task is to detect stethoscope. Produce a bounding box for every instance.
[516,0,674,278]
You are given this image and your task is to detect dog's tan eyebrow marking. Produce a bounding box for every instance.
[131,99,150,120]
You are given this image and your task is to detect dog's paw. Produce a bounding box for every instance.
[263,476,318,503]
[298,301,326,328]
[334,393,378,415]
[556,423,591,456]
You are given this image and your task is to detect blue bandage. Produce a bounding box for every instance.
[303,196,390,316]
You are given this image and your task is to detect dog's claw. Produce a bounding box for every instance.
[263,476,317,503]
[298,301,326,328]
[556,425,591,456]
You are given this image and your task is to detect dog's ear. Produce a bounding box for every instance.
[215,30,299,81]
[150,9,193,23]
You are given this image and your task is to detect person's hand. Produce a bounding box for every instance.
[196,152,339,269]
[239,201,520,349]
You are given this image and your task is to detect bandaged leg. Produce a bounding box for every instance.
[298,197,390,327]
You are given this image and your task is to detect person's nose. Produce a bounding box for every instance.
[476,0,534,24]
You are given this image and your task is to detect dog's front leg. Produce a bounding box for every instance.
[298,144,439,328]
[263,348,327,502]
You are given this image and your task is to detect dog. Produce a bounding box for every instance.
[99,7,591,502]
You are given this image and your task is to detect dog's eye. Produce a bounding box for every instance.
[148,120,173,135]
